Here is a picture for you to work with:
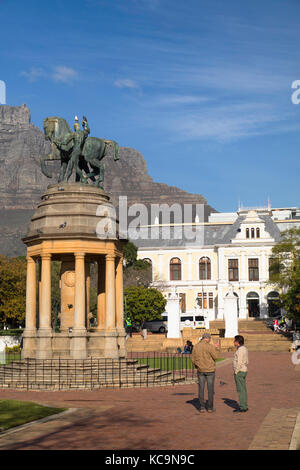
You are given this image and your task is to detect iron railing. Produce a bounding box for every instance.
[0,352,197,390]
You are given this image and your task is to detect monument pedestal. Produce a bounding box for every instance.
[36,328,53,359]
[224,288,239,339]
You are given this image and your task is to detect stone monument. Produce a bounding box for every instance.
[166,289,181,339]
[22,116,126,359]
[224,286,239,338]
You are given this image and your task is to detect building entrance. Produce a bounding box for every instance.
[247,292,260,318]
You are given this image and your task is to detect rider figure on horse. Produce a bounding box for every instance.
[66,115,90,182]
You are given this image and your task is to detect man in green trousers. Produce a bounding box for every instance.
[233,335,248,413]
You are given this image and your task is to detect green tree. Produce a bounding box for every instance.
[269,228,300,320]
[123,241,138,267]
[124,286,166,325]
[0,255,27,327]
[122,241,152,288]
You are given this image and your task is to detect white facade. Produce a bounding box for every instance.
[136,206,300,320]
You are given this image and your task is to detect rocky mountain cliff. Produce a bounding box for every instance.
[0,104,216,256]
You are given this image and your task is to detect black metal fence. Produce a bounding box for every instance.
[128,351,197,383]
[0,352,197,390]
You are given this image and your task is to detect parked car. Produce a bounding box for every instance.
[143,317,168,333]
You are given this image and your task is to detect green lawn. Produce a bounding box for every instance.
[136,356,224,371]
[0,400,66,431]
[0,352,22,364]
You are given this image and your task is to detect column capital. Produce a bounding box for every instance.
[26,256,36,263]
[41,253,52,260]
[106,253,116,262]
[75,252,86,259]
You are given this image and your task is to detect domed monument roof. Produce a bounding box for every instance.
[23,182,119,244]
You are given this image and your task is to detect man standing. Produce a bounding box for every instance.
[233,335,248,413]
[191,333,219,413]
[125,316,133,340]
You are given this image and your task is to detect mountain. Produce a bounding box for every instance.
[0,104,216,256]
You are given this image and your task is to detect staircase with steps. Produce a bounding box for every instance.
[0,357,187,391]
[211,319,292,351]
[126,333,167,352]
[126,320,292,353]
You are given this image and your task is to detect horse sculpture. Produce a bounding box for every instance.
[40,116,120,188]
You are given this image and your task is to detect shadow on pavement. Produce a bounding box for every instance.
[222,398,239,410]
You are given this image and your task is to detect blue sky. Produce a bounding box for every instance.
[1,0,300,211]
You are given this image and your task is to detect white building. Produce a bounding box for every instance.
[136,205,300,320]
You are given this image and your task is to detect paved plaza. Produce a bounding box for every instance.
[0,351,299,450]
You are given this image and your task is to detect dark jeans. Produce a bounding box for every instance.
[197,371,215,410]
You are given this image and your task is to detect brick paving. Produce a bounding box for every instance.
[0,351,299,450]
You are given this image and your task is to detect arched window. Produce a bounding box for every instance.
[246,228,250,239]
[143,258,152,278]
[143,258,152,266]
[170,257,181,281]
[256,227,260,238]
[199,257,211,280]
[251,227,255,238]
[267,291,280,317]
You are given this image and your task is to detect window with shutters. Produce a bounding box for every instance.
[170,257,181,280]
[228,259,239,281]
[248,258,259,281]
[199,257,211,280]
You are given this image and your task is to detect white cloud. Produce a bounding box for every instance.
[114,78,139,89]
[155,95,211,106]
[21,67,45,82]
[164,103,296,142]
[52,66,78,83]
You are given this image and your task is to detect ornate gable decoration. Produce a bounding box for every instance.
[231,210,274,244]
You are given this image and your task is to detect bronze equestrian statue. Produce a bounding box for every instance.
[40,116,120,188]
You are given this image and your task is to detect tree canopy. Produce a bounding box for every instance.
[122,241,152,288]
[0,255,26,327]
[124,286,166,324]
[269,228,300,320]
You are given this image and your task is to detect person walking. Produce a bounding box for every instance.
[191,333,219,413]
[141,321,147,340]
[233,335,248,413]
[125,316,133,340]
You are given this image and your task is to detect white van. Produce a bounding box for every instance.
[160,313,205,330]
[180,314,205,330]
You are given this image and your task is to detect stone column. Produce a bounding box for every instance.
[116,256,124,330]
[97,257,106,330]
[85,260,91,328]
[104,253,119,358]
[105,254,116,330]
[116,256,126,357]
[37,253,52,359]
[25,256,37,331]
[239,287,248,319]
[71,252,87,359]
[22,256,37,358]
